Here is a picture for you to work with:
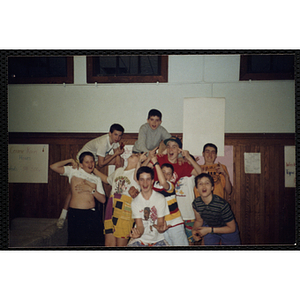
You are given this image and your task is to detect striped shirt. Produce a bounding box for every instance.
[192,195,234,227]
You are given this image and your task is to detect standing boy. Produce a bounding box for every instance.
[192,173,240,245]
[56,123,125,229]
[127,166,170,247]
[93,153,141,247]
[132,109,171,153]
[194,143,232,199]
[153,136,202,184]
[50,152,106,246]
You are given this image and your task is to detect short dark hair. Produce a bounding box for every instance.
[203,143,218,154]
[147,109,162,120]
[195,173,215,188]
[161,163,174,175]
[109,123,125,134]
[79,151,95,163]
[136,166,154,180]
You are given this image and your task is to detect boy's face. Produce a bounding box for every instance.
[109,130,123,144]
[203,146,217,165]
[128,153,140,166]
[147,116,162,130]
[196,176,214,198]
[162,166,173,181]
[166,141,181,160]
[80,155,95,174]
[138,172,154,194]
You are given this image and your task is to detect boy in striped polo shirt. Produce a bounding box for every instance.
[192,173,240,245]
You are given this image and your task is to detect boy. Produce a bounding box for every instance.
[127,166,170,247]
[192,173,241,245]
[132,109,171,153]
[150,154,189,246]
[93,153,141,247]
[50,152,106,246]
[153,136,202,184]
[56,123,125,229]
[194,143,232,199]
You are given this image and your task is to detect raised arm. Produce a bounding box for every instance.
[150,154,169,190]
[93,168,108,184]
[181,150,202,176]
[50,158,76,175]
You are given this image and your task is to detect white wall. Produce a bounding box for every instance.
[8,55,295,133]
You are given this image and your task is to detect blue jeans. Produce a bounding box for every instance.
[203,222,241,245]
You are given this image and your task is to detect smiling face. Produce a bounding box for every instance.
[138,172,154,195]
[196,176,214,199]
[109,130,123,144]
[166,141,180,163]
[80,155,95,174]
[203,146,217,165]
[147,116,162,130]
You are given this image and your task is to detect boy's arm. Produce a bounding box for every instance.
[150,154,169,190]
[192,209,204,241]
[216,163,233,195]
[134,152,148,182]
[197,219,236,238]
[181,150,202,176]
[97,145,124,168]
[93,168,108,184]
[74,180,106,204]
[50,158,76,174]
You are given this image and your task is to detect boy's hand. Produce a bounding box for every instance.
[128,227,141,239]
[75,180,94,194]
[70,159,79,169]
[153,221,171,233]
[128,186,139,198]
[192,227,202,241]
[215,162,224,175]
[149,147,158,159]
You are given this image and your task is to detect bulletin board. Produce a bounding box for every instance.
[183,97,225,156]
[8,144,49,183]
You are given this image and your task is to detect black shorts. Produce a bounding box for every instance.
[68,207,104,246]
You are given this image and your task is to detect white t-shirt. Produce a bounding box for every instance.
[107,167,139,198]
[175,175,195,220]
[131,190,169,244]
[62,166,105,195]
[77,134,119,161]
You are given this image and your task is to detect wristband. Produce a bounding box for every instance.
[211,227,214,234]
[153,162,159,167]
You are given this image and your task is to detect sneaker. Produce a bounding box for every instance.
[56,218,65,229]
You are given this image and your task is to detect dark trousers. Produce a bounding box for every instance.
[68,207,104,246]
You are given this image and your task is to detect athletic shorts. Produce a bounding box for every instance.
[184,219,195,243]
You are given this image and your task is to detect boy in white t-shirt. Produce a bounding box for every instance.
[56,123,125,229]
[127,166,169,247]
[50,151,106,246]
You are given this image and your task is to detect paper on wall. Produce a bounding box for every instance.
[244,153,261,174]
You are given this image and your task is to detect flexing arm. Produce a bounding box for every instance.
[50,158,77,175]
[150,154,169,190]
[97,146,124,168]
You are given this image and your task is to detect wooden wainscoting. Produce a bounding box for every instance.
[8,132,295,245]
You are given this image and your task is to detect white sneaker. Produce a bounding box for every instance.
[56,218,65,229]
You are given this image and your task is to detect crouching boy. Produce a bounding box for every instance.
[192,173,240,245]
[127,166,170,247]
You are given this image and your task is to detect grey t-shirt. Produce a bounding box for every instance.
[132,123,171,153]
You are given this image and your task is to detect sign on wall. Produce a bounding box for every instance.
[8,144,49,183]
[183,97,225,156]
[284,146,295,188]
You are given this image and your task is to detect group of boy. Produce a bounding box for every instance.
[50,109,240,247]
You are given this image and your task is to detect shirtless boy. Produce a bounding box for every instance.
[50,152,106,246]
